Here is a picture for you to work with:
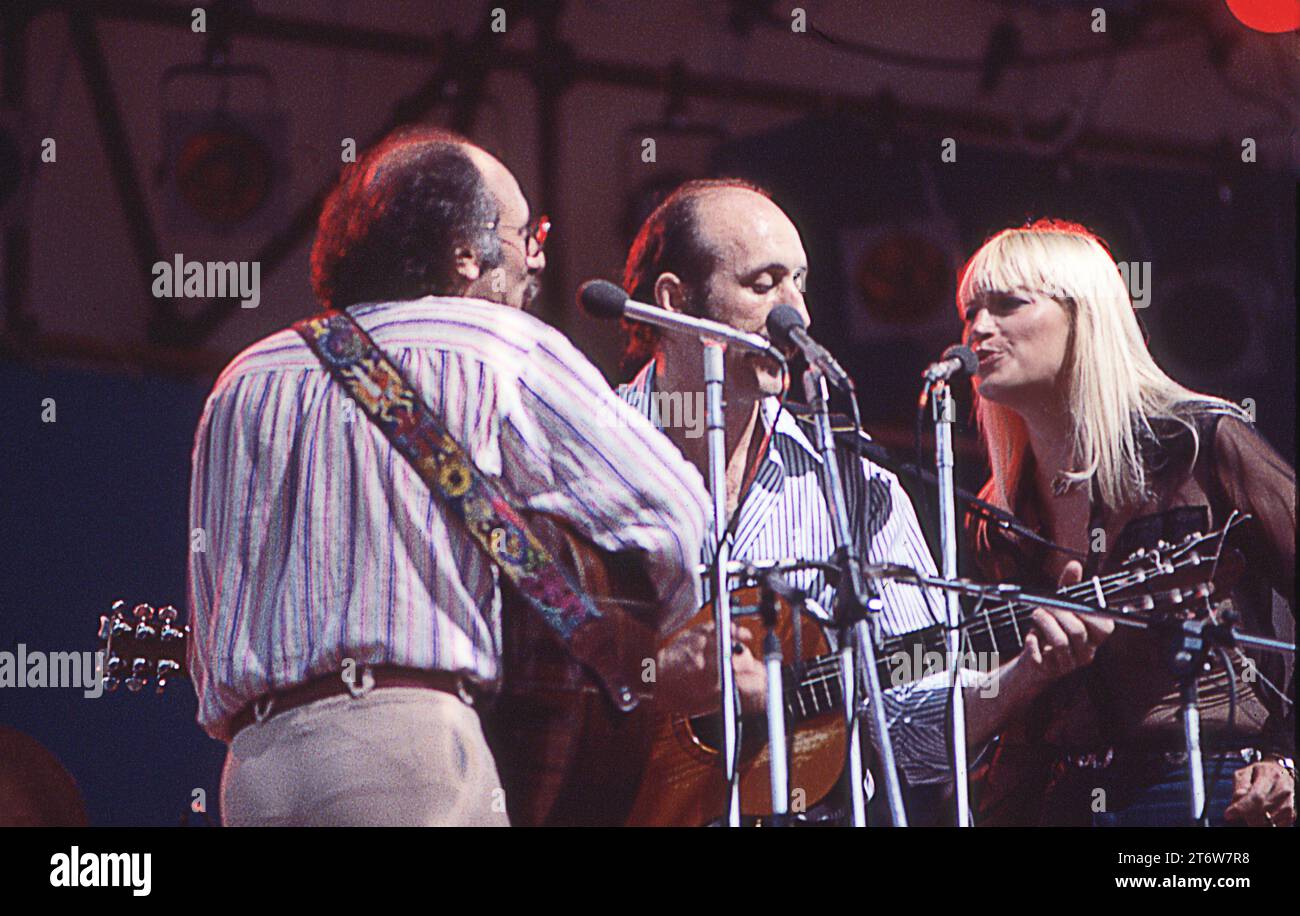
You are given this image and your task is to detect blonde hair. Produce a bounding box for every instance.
[956,219,1248,519]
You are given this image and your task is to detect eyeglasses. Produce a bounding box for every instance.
[489,213,551,258]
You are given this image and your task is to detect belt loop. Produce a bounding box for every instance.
[252,695,274,723]
[455,677,475,707]
[342,663,376,698]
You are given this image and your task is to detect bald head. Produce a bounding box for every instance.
[688,187,807,302]
[458,145,545,309]
[311,126,543,311]
[620,179,809,386]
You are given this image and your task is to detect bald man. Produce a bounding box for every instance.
[188,128,709,826]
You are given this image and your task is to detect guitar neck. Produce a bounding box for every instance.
[775,520,1244,727]
[781,586,1097,725]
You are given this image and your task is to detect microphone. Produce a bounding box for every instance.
[764,305,853,391]
[578,279,784,360]
[922,345,978,383]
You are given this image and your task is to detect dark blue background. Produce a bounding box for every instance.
[0,364,225,826]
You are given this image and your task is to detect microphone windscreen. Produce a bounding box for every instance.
[577,279,629,318]
[942,344,979,376]
[764,304,806,348]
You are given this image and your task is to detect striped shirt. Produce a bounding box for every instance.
[618,360,975,786]
[188,298,710,741]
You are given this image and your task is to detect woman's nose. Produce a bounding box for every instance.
[966,308,993,340]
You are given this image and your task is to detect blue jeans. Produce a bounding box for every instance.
[1091,763,1240,827]
[1039,754,1249,827]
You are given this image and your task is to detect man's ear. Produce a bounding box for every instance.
[454,245,483,284]
[653,273,688,313]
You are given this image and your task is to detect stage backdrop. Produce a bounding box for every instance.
[712,114,1296,464]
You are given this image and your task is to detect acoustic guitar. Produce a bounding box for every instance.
[482,513,663,827]
[626,520,1246,826]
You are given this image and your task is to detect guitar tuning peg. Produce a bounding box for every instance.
[104,677,120,692]
[159,606,184,642]
[156,659,180,694]
[133,603,155,622]
[134,613,158,641]
[106,654,124,675]
[110,598,127,614]
[126,676,145,693]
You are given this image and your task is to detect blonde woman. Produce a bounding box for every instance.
[960,219,1295,827]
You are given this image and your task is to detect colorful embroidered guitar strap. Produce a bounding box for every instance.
[294,309,637,712]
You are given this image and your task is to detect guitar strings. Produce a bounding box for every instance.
[779,542,1217,699]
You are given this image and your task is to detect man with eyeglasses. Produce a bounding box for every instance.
[186,126,709,826]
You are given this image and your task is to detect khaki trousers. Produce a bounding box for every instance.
[221,687,510,826]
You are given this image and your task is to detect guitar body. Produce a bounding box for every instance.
[481,514,660,827]
[625,588,846,826]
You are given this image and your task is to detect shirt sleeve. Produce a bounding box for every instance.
[1211,415,1296,753]
[185,397,215,729]
[1213,416,1295,605]
[497,331,710,634]
[186,381,251,739]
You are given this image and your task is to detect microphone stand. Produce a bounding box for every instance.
[759,573,791,824]
[803,368,908,826]
[703,341,742,827]
[1155,610,1241,826]
[925,377,971,826]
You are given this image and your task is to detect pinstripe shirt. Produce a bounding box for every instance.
[188,298,710,741]
[618,360,976,785]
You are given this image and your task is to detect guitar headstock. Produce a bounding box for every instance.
[1120,513,1248,566]
[96,600,190,694]
[1111,516,1250,616]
